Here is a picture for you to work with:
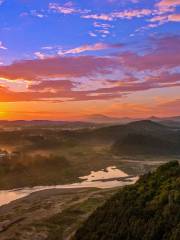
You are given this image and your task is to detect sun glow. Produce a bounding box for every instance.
[0,103,7,119]
[0,111,6,118]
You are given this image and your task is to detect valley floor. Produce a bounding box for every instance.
[0,187,117,240]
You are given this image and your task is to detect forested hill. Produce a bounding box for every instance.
[112,133,180,155]
[74,161,180,240]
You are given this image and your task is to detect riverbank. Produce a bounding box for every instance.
[0,187,118,240]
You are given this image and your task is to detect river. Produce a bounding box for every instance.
[0,166,138,207]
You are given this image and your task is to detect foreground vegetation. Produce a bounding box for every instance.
[74,161,180,240]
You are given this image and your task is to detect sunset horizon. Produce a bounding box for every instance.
[0,113,180,122]
[0,0,180,120]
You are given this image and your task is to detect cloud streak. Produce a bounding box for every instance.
[0,35,179,103]
[49,2,90,15]
[0,41,7,50]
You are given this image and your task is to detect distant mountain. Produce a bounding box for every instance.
[159,120,180,128]
[148,116,162,121]
[74,161,180,240]
[166,116,180,121]
[126,119,165,129]
[83,115,180,125]
[82,114,134,124]
[148,116,180,122]
[82,115,180,128]
[1,116,180,128]
[0,120,98,129]
[147,116,180,128]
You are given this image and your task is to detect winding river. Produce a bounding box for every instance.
[0,166,138,207]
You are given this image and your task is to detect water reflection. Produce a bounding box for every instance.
[79,166,128,182]
[0,166,138,207]
[0,191,28,206]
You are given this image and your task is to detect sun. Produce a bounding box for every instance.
[0,111,6,118]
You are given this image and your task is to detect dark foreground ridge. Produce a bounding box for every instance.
[74,161,180,240]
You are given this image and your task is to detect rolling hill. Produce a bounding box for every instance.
[82,114,134,124]
[79,120,176,144]
[112,133,180,155]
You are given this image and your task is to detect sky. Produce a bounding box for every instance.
[0,0,180,120]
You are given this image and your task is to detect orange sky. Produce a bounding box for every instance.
[1,86,180,120]
[0,1,180,120]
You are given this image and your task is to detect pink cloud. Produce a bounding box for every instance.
[157,0,180,9]
[82,8,152,21]
[49,2,89,15]
[0,36,179,103]
[119,35,180,71]
[0,70,180,103]
[168,13,180,22]
[82,13,113,21]
[0,55,117,80]
[58,43,121,55]
[139,0,180,28]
